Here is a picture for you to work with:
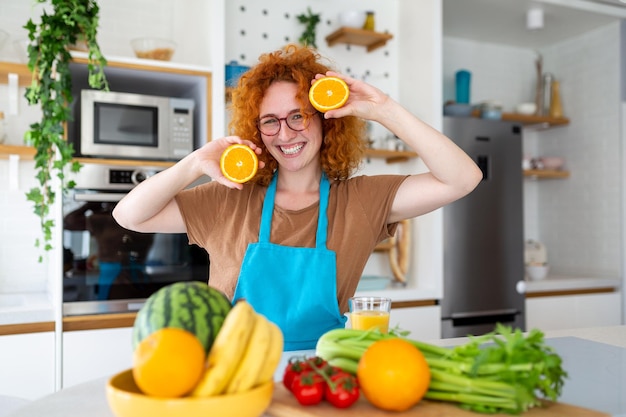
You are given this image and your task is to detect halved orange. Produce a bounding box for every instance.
[220,144,259,183]
[309,76,349,113]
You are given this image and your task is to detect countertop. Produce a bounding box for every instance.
[0,274,621,327]
[5,325,626,417]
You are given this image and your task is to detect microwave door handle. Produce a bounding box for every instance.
[73,192,125,202]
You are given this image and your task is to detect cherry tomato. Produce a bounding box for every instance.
[291,371,325,406]
[282,358,312,391]
[324,372,360,408]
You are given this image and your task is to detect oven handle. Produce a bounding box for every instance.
[74,192,126,202]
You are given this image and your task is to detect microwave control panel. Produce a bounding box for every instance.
[170,98,195,157]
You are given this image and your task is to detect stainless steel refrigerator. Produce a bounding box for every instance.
[441,116,525,338]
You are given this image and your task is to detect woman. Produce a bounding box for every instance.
[113,44,482,350]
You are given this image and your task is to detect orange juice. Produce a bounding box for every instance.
[350,310,390,333]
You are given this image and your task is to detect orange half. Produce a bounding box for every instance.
[308,76,349,113]
[220,144,259,183]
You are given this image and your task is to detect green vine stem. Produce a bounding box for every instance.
[297,7,321,48]
[24,0,108,261]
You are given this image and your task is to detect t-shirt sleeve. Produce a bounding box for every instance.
[175,181,222,246]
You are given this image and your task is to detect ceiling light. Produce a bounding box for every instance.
[526,8,544,30]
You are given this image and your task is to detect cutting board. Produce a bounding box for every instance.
[266,383,610,417]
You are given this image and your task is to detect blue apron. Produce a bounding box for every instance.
[233,173,347,350]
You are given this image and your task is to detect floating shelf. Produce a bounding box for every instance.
[468,109,570,129]
[365,148,417,163]
[0,144,36,159]
[523,169,570,179]
[325,27,393,52]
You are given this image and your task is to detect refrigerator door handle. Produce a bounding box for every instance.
[451,308,519,319]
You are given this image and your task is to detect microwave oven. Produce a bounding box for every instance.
[74,90,195,161]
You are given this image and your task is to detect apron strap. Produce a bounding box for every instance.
[258,171,330,249]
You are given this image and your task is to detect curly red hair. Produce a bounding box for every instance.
[228,44,367,185]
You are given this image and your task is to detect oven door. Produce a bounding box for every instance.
[62,190,209,316]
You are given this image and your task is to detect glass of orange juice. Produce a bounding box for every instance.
[349,296,391,333]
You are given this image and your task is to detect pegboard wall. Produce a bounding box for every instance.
[225,0,399,100]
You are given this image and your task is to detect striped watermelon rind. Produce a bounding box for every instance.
[132,281,232,354]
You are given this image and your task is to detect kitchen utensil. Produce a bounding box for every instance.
[106,369,273,417]
[131,38,176,61]
[267,383,609,416]
[225,61,251,87]
[338,10,367,28]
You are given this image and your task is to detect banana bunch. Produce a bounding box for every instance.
[191,300,284,397]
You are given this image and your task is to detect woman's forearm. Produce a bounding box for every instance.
[112,153,203,233]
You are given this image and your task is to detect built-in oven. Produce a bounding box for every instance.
[62,163,209,316]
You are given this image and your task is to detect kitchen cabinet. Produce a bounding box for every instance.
[389,305,441,340]
[525,292,621,331]
[0,332,55,400]
[62,327,133,389]
[325,27,394,52]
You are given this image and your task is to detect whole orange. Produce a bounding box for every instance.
[132,327,206,398]
[356,338,431,411]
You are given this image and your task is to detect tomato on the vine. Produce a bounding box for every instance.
[291,371,325,406]
[324,371,360,408]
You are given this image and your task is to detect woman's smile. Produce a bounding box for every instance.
[279,142,306,156]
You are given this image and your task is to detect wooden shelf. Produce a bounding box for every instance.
[523,169,570,179]
[469,109,569,128]
[325,27,393,52]
[0,144,36,159]
[501,113,570,127]
[365,148,418,163]
[0,61,31,87]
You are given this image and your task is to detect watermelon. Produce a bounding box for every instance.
[132,281,232,354]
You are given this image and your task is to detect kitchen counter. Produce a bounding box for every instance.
[0,292,54,327]
[5,325,625,417]
[523,274,620,295]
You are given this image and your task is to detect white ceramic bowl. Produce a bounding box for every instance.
[516,102,537,115]
[338,11,367,28]
[526,265,549,281]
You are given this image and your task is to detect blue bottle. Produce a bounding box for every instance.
[455,70,471,104]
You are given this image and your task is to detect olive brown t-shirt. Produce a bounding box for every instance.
[175,174,408,313]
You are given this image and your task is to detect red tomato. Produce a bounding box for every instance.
[291,371,325,406]
[282,356,327,391]
[324,372,360,408]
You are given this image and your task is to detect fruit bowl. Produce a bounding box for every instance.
[106,369,273,417]
[131,37,176,61]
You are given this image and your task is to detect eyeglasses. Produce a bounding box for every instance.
[257,111,315,136]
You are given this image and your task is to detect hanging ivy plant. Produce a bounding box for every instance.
[24,0,108,261]
[297,7,321,48]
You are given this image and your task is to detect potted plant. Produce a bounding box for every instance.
[24,0,108,260]
[297,7,321,48]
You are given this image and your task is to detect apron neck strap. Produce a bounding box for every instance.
[259,172,330,249]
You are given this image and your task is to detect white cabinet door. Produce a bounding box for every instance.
[62,328,133,388]
[390,306,441,341]
[526,292,622,331]
[0,332,55,400]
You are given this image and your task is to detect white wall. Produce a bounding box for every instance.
[444,22,622,280]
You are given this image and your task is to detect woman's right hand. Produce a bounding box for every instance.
[191,136,264,190]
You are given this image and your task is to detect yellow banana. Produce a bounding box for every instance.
[190,300,256,397]
[254,319,284,386]
[224,313,271,394]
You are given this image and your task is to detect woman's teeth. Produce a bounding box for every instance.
[280,143,304,155]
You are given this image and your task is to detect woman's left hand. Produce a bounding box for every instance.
[312,71,389,121]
